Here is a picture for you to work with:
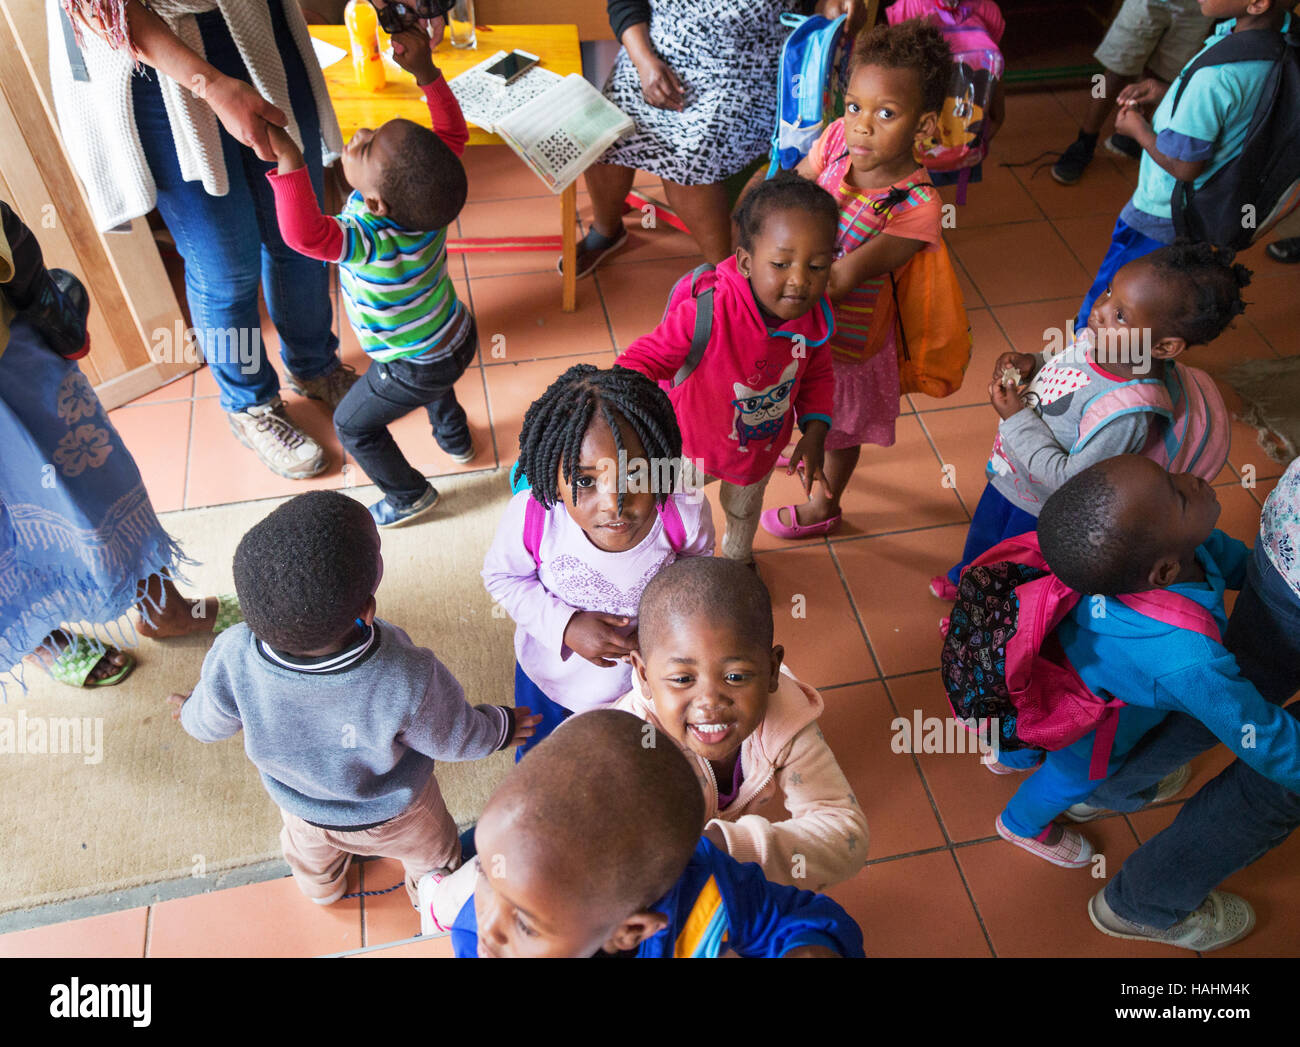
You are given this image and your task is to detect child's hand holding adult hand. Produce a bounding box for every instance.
[634,54,685,111]
[506,707,544,747]
[390,24,438,85]
[989,377,1027,420]
[265,123,304,173]
[563,612,636,667]
[166,692,190,722]
[202,75,287,163]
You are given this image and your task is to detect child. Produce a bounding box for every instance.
[1049,0,1213,185]
[1076,0,1292,330]
[170,491,538,906]
[616,557,868,890]
[265,24,476,527]
[419,709,865,957]
[616,175,839,565]
[935,241,1249,597]
[990,455,1300,867]
[761,20,951,540]
[481,365,714,758]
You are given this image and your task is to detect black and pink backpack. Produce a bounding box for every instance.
[940,532,1221,778]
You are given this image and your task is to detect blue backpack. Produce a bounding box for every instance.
[767,12,850,177]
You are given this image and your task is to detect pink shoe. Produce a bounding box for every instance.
[929,574,959,600]
[760,504,842,540]
[996,814,1095,869]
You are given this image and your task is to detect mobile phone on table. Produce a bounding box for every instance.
[484,50,540,85]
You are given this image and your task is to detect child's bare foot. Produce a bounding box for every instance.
[26,631,133,687]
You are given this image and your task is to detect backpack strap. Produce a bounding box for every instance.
[1088,698,1129,781]
[1115,590,1222,644]
[671,263,716,388]
[1071,378,1172,456]
[522,497,545,569]
[658,497,687,553]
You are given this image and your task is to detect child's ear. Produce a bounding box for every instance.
[629,649,649,684]
[1150,335,1187,360]
[364,192,388,218]
[768,644,785,692]
[603,910,669,953]
[735,245,753,279]
[359,595,377,627]
[1148,554,1182,589]
[915,110,939,145]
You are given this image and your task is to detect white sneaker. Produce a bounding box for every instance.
[1089,887,1255,952]
[227,396,327,479]
[417,871,445,936]
[1066,764,1191,823]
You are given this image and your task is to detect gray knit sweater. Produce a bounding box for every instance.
[180,620,513,827]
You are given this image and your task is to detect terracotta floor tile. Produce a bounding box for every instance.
[0,907,148,958]
[916,404,999,514]
[827,851,992,957]
[576,190,707,269]
[107,399,193,514]
[1050,86,1096,126]
[746,545,878,689]
[987,297,1081,356]
[1241,284,1300,356]
[956,820,1199,958]
[458,145,552,201]
[470,270,614,361]
[1213,481,1264,548]
[130,371,196,405]
[1182,316,1279,380]
[818,681,946,860]
[184,394,347,509]
[886,671,1026,845]
[832,524,970,677]
[952,251,986,310]
[936,162,1041,229]
[947,221,1089,306]
[358,858,420,947]
[1012,153,1135,221]
[149,870,362,957]
[1051,212,1125,281]
[996,90,1075,147]
[352,934,454,957]
[911,307,1014,412]
[482,352,615,467]
[457,196,567,278]
[597,257,698,350]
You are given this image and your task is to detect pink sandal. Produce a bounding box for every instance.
[760,504,842,540]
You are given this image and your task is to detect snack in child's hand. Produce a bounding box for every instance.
[998,364,1023,389]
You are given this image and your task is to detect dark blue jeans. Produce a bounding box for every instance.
[947,482,1039,586]
[1098,543,1300,927]
[132,0,339,412]
[512,662,571,763]
[1076,216,1164,335]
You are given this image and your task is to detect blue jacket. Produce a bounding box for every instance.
[451,838,865,958]
[1058,530,1300,792]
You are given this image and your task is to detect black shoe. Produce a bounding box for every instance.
[1265,237,1300,263]
[1051,132,1098,186]
[1103,132,1142,160]
[557,226,629,280]
[21,268,90,359]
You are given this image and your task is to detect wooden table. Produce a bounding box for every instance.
[310,24,582,311]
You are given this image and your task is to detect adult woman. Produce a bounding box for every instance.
[1,202,233,690]
[48,0,354,480]
[572,0,864,277]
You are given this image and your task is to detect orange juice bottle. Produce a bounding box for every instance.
[344,0,386,91]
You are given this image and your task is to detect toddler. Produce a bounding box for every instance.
[482,365,714,758]
[616,174,839,565]
[763,19,951,540]
[171,491,537,906]
[936,241,1249,596]
[617,557,867,890]
[266,24,476,527]
[420,709,865,957]
[990,455,1300,868]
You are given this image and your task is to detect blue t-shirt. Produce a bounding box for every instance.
[450,838,865,958]
[1124,15,1293,241]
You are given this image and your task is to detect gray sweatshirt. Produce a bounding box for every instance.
[180,620,513,827]
[987,343,1151,514]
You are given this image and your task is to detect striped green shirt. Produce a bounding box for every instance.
[336,192,470,364]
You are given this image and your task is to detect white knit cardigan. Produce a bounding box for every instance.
[47,0,344,232]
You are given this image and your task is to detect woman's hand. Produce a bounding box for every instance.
[202,74,288,162]
[634,54,685,111]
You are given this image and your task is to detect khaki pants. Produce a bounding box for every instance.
[279,774,460,907]
[681,459,772,563]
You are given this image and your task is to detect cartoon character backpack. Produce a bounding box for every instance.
[887,0,1005,204]
[767,12,851,177]
[940,532,1221,779]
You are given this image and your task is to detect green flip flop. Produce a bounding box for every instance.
[46,634,135,688]
[212,593,242,635]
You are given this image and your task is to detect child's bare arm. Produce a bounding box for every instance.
[827,232,925,304]
[1114,106,1207,184]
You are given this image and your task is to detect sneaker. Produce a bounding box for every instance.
[436,430,475,465]
[1065,763,1190,823]
[929,574,959,601]
[558,226,629,280]
[227,397,327,479]
[996,813,1094,868]
[417,871,446,935]
[1088,886,1255,952]
[311,875,350,906]
[1265,236,1300,263]
[286,363,360,411]
[1051,131,1098,185]
[369,484,440,528]
[1103,132,1142,159]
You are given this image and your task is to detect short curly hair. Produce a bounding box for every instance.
[850,18,952,115]
[732,171,840,253]
[1143,240,1252,346]
[233,491,381,653]
[377,119,468,232]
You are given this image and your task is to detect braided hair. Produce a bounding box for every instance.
[1145,241,1252,345]
[517,364,683,514]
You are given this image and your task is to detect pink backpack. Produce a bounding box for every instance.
[941,532,1221,779]
[1075,361,1229,483]
[522,497,687,567]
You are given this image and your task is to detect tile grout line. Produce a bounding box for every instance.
[823,542,887,684]
[143,905,153,959]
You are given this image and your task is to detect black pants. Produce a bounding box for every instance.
[334,321,477,505]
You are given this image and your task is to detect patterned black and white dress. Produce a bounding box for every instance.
[600,0,801,186]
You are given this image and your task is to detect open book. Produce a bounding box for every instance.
[447,51,565,132]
